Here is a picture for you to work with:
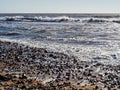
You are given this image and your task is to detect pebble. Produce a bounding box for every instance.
[0,41,120,90]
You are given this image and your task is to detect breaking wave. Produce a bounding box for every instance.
[0,16,76,22]
[0,15,120,23]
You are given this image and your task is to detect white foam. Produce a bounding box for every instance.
[1,15,120,23]
[0,37,120,65]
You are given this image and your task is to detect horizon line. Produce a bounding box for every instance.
[0,12,120,14]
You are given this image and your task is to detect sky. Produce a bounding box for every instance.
[0,0,120,13]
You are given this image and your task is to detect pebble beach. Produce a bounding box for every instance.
[0,40,120,90]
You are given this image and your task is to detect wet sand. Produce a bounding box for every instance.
[0,40,120,90]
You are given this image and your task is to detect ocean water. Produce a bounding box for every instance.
[0,13,120,65]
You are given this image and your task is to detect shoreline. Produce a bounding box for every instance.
[0,40,120,89]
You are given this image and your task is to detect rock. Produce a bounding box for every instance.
[0,74,12,81]
[0,75,8,81]
[0,41,120,90]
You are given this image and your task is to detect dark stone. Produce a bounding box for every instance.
[21,85,27,89]
[95,86,99,90]
[49,54,54,57]
[85,64,89,68]
[42,54,45,57]
[105,72,108,75]
[44,50,48,53]
[16,80,24,84]
[77,82,80,85]
[0,75,11,81]
[108,86,111,90]
[49,54,57,59]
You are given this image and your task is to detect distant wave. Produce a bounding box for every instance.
[0,16,77,22]
[87,18,106,23]
[0,15,120,23]
[0,32,21,36]
[87,18,120,23]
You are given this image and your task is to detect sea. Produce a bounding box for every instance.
[0,13,120,65]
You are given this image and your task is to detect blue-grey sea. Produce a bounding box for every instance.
[0,13,120,65]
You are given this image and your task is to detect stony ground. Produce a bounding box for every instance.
[0,41,120,90]
[0,72,96,90]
